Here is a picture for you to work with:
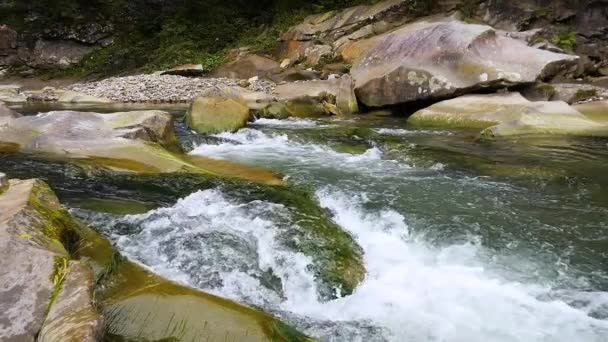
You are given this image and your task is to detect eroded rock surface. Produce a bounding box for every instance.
[0,110,194,173]
[348,19,577,107]
[0,179,101,341]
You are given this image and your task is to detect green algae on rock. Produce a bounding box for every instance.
[186,87,251,134]
[408,92,608,139]
[0,178,102,341]
[74,223,315,342]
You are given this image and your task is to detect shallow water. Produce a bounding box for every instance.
[3,107,608,341]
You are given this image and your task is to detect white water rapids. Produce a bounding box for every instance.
[107,119,608,341]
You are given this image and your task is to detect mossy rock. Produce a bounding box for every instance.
[0,178,101,341]
[186,90,250,134]
[74,225,314,342]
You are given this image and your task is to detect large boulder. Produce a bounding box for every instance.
[0,178,102,341]
[186,88,250,134]
[409,92,608,139]
[0,110,196,173]
[213,54,280,79]
[348,18,578,107]
[267,75,358,118]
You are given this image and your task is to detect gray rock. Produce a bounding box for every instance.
[408,92,608,139]
[0,179,69,341]
[349,18,578,107]
[523,83,607,104]
[0,110,193,173]
[38,261,103,342]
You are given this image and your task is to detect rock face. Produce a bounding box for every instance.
[348,18,578,107]
[0,179,102,341]
[186,88,251,134]
[0,109,196,173]
[213,54,280,79]
[409,92,608,139]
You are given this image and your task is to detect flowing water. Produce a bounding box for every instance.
[5,106,608,341]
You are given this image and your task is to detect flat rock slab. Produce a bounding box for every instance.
[409,92,608,139]
[0,110,194,173]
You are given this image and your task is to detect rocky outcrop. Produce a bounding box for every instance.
[186,88,251,134]
[0,176,310,341]
[348,18,577,107]
[266,75,358,118]
[479,0,608,74]
[409,92,608,139]
[0,178,103,341]
[275,0,430,63]
[213,54,280,79]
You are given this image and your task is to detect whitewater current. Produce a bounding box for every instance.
[104,119,608,341]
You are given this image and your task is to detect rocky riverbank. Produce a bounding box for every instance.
[69,74,276,103]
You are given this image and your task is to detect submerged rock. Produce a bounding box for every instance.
[186,87,251,134]
[0,178,102,341]
[409,93,608,139]
[347,18,577,107]
[574,100,608,124]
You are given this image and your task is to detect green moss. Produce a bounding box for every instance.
[575,88,597,99]
[536,84,556,99]
[552,30,577,53]
[49,256,69,308]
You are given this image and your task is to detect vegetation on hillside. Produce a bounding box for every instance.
[0,0,378,77]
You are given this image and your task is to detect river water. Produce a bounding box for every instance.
[107,115,608,341]
[6,106,608,341]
